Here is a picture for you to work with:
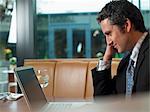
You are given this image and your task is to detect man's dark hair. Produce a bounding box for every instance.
[97,0,147,32]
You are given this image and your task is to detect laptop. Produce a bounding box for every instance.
[14,66,92,112]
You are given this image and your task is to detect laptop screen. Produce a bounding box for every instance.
[15,67,47,110]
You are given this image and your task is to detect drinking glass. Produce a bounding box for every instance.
[36,69,49,88]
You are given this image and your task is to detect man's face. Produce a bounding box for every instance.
[100,18,130,53]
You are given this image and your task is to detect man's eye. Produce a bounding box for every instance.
[106,33,111,36]
[105,33,109,36]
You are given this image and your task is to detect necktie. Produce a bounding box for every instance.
[126,59,135,97]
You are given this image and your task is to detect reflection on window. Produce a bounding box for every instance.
[55,29,67,58]
[35,0,150,59]
[0,0,16,94]
[73,29,85,58]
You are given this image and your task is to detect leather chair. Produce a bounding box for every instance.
[85,61,97,100]
[24,58,120,101]
[111,58,120,78]
[53,61,88,100]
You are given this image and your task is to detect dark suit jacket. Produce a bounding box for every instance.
[92,32,150,96]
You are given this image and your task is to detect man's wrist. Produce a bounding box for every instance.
[97,59,111,71]
[103,55,112,62]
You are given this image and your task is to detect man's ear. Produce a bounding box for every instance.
[124,18,132,32]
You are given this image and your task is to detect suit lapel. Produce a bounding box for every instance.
[134,33,149,82]
[117,51,131,73]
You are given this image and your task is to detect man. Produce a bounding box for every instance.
[92,0,149,97]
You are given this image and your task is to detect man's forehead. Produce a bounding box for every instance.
[100,18,111,24]
[100,18,113,32]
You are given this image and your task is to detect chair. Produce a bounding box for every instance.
[53,61,88,100]
[85,61,97,99]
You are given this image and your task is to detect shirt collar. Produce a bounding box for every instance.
[130,32,148,66]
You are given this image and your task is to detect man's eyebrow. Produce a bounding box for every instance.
[104,31,111,35]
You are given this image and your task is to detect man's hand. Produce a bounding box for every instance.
[103,37,117,61]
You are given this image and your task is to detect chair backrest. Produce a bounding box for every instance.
[24,60,56,101]
[53,61,88,100]
[111,58,121,78]
[85,61,97,99]
[24,58,120,101]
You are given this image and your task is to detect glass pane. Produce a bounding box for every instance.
[0,0,16,66]
[91,30,105,58]
[54,29,67,58]
[141,0,150,10]
[35,0,150,59]
[72,29,85,58]
[0,0,16,93]
[35,31,48,59]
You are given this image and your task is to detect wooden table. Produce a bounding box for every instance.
[0,94,149,112]
[0,97,29,112]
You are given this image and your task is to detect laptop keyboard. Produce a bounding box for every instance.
[44,102,89,112]
[45,103,73,112]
